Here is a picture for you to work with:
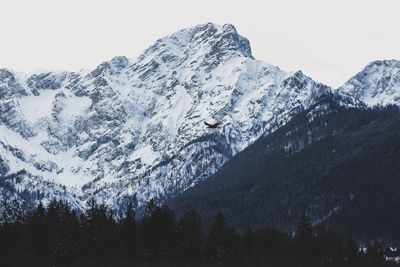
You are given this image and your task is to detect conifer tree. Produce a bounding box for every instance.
[120,201,137,259]
[243,227,254,258]
[204,212,240,264]
[175,209,203,262]
[294,214,314,263]
[27,201,48,264]
[140,201,176,261]
[343,238,358,262]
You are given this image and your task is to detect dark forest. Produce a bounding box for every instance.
[0,196,396,267]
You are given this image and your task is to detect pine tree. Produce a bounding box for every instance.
[204,212,240,264]
[27,202,48,265]
[10,198,25,224]
[54,201,81,265]
[0,194,12,224]
[82,197,118,263]
[294,214,314,263]
[120,201,137,260]
[175,209,203,262]
[0,196,26,266]
[343,238,358,262]
[46,198,62,263]
[243,227,254,259]
[139,201,176,261]
[314,224,342,264]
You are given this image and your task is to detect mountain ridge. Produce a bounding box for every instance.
[0,23,399,212]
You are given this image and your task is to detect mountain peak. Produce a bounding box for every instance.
[338,59,400,106]
[189,22,253,59]
[132,23,253,74]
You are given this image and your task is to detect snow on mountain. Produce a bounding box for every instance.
[0,23,396,211]
[337,60,400,106]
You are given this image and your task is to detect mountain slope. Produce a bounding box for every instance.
[170,95,400,239]
[0,23,332,209]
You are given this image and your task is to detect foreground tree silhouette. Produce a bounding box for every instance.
[294,214,314,263]
[204,212,241,264]
[54,203,81,265]
[175,209,203,262]
[0,195,26,266]
[27,201,48,265]
[120,202,137,260]
[0,196,383,266]
[342,238,358,262]
[314,224,343,264]
[242,227,254,259]
[139,200,176,261]
[81,197,118,264]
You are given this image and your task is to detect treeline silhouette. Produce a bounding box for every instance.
[0,196,394,267]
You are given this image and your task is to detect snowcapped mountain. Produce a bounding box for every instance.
[0,23,398,211]
[337,60,400,106]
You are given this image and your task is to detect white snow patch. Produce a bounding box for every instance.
[0,124,94,187]
[129,145,158,165]
[167,86,193,134]
[17,89,58,123]
[60,95,92,121]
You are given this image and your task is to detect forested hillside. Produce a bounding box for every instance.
[171,96,400,239]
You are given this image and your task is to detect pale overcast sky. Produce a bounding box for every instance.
[1,0,399,87]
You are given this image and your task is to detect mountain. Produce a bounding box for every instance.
[0,23,335,210]
[337,59,400,106]
[169,95,400,239]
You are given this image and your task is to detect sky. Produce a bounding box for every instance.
[0,0,399,87]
